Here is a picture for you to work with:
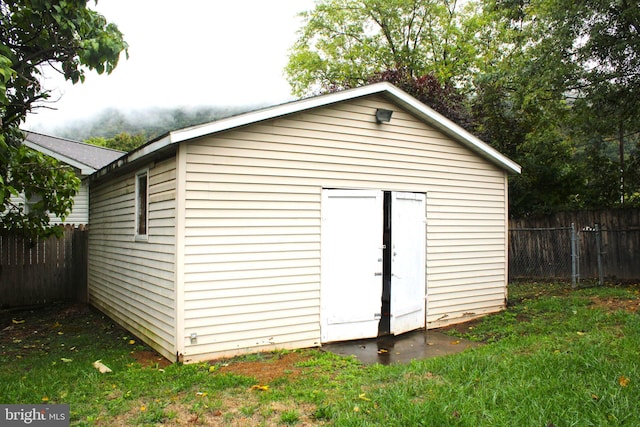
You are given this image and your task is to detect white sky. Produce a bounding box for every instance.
[25,0,315,131]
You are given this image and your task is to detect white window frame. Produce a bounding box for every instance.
[135,169,149,240]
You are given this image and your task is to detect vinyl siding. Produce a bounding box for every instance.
[88,158,178,361]
[48,179,89,225]
[8,177,89,225]
[180,94,508,361]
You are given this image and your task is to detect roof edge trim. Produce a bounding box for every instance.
[107,82,521,175]
[23,140,95,175]
[381,84,522,174]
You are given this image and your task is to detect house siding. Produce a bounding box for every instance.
[180,94,508,362]
[51,179,89,225]
[8,178,89,226]
[88,158,178,361]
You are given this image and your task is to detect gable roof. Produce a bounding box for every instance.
[106,82,522,175]
[24,131,125,175]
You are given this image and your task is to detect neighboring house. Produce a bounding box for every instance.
[19,131,124,225]
[88,82,522,363]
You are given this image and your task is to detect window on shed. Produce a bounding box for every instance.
[136,171,148,236]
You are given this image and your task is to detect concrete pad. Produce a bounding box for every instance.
[321,329,480,365]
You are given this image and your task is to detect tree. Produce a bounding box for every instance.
[0,0,127,237]
[469,0,640,215]
[484,0,640,208]
[367,68,472,129]
[285,0,480,97]
[572,136,621,209]
[626,138,640,205]
[1,145,79,236]
[85,132,146,152]
[469,63,580,217]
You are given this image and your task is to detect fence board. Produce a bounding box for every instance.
[0,226,88,308]
[509,227,573,280]
[509,209,640,282]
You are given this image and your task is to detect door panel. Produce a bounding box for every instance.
[321,190,383,343]
[390,192,426,335]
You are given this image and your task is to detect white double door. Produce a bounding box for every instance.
[320,189,426,343]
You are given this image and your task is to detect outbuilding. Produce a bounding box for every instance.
[88,82,521,363]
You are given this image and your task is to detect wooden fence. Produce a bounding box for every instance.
[509,209,640,283]
[1,209,637,307]
[0,225,88,308]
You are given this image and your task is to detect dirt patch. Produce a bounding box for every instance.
[1,303,91,341]
[589,296,640,312]
[100,398,322,427]
[0,303,105,359]
[131,349,172,368]
[216,351,311,384]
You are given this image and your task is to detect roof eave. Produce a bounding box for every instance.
[380,85,522,174]
[23,140,95,175]
[101,82,521,176]
[169,84,391,144]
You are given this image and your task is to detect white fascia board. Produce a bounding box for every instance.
[126,135,173,163]
[381,84,522,174]
[125,86,388,161]
[23,140,94,175]
[168,83,391,144]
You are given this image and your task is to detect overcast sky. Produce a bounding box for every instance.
[25,0,315,131]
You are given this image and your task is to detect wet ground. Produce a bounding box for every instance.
[321,329,480,365]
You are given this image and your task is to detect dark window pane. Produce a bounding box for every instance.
[137,173,148,235]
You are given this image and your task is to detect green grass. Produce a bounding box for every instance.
[1,283,639,426]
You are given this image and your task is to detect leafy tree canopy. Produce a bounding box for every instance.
[483,0,640,213]
[0,0,127,237]
[286,0,481,97]
[85,132,146,152]
[367,68,472,129]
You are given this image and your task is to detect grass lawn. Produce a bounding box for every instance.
[1,282,639,426]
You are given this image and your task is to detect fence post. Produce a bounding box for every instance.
[571,223,578,288]
[595,223,603,286]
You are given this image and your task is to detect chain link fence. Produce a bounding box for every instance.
[509,223,640,286]
[509,226,574,282]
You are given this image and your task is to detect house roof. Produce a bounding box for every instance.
[24,131,125,175]
[105,82,522,175]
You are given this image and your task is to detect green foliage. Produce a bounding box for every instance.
[0,0,127,237]
[368,69,472,129]
[286,0,480,97]
[477,0,640,213]
[85,132,146,152]
[0,0,128,127]
[280,410,300,424]
[626,139,640,205]
[1,144,80,237]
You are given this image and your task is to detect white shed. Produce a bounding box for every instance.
[88,83,521,363]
